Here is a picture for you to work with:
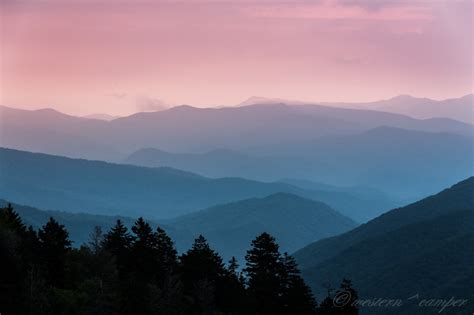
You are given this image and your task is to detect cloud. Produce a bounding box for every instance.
[241,2,433,21]
[135,97,173,112]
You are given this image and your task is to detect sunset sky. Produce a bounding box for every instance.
[1,0,473,116]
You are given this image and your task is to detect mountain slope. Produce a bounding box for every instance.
[293,177,474,314]
[295,177,474,269]
[0,147,382,221]
[167,193,357,262]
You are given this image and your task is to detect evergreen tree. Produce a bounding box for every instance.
[0,203,26,234]
[127,218,159,314]
[101,220,133,313]
[222,256,248,314]
[227,256,239,277]
[244,232,285,314]
[38,217,72,287]
[334,278,358,315]
[281,252,317,314]
[130,217,157,273]
[318,279,358,315]
[102,219,132,276]
[0,204,27,313]
[179,235,226,314]
[155,226,178,284]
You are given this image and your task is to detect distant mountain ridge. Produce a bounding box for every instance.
[1,97,472,161]
[2,100,472,199]
[322,93,474,124]
[0,147,395,221]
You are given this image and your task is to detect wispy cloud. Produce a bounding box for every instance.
[241,2,433,21]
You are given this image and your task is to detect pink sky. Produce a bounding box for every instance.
[1,0,473,116]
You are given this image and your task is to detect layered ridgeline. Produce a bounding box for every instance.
[256,126,474,199]
[2,98,472,160]
[2,102,473,199]
[0,148,397,221]
[1,193,356,263]
[321,94,474,124]
[294,177,474,314]
[124,126,474,201]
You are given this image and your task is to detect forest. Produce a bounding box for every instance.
[0,204,358,315]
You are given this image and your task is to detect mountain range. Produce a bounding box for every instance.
[0,147,397,221]
[124,126,473,199]
[2,98,472,199]
[242,94,474,124]
[2,96,472,160]
[323,94,474,124]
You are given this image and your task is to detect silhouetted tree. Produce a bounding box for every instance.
[334,278,358,315]
[281,252,317,314]
[221,256,248,314]
[0,203,26,233]
[179,235,226,314]
[38,217,72,287]
[244,232,285,314]
[102,220,132,276]
[0,204,28,313]
[155,226,178,286]
[318,278,358,315]
[125,217,159,314]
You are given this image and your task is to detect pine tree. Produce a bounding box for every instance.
[0,203,26,234]
[179,235,226,314]
[125,218,159,314]
[221,256,248,314]
[281,252,317,314]
[228,256,239,277]
[102,219,132,276]
[0,204,27,313]
[334,278,358,315]
[244,232,285,314]
[155,226,178,285]
[130,217,157,274]
[38,217,72,287]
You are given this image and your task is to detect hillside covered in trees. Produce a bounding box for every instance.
[0,204,358,315]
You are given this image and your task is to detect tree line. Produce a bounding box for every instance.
[0,204,358,315]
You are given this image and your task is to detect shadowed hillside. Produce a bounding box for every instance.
[294,177,474,314]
